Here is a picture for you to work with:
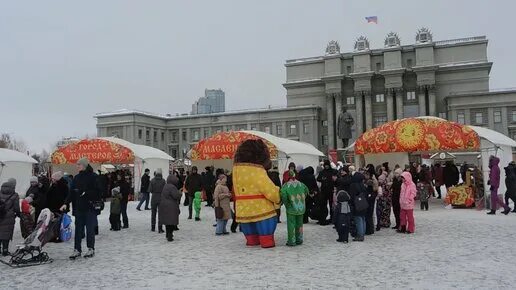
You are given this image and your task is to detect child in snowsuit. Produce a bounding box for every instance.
[280,171,308,246]
[399,172,417,234]
[20,197,35,239]
[333,190,352,243]
[110,187,122,231]
[193,191,202,221]
[418,182,430,211]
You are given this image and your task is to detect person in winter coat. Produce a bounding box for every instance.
[61,158,101,259]
[333,190,352,243]
[267,167,282,223]
[376,170,391,230]
[185,166,202,219]
[149,169,166,233]
[193,191,202,221]
[398,171,417,234]
[214,174,232,235]
[136,168,151,211]
[27,176,45,222]
[46,171,69,214]
[202,166,216,207]
[432,163,444,199]
[110,187,122,231]
[116,175,131,228]
[159,175,182,241]
[298,166,319,223]
[391,169,403,229]
[443,161,459,189]
[504,162,516,212]
[364,171,378,235]
[316,160,337,225]
[282,162,297,185]
[487,156,511,215]
[0,179,20,256]
[348,173,368,242]
[280,171,308,246]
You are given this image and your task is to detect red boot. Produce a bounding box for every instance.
[245,235,260,246]
[259,235,276,248]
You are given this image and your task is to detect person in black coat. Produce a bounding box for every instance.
[137,169,151,211]
[443,161,460,188]
[316,160,337,225]
[61,158,101,259]
[363,171,377,235]
[391,169,403,229]
[185,166,202,219]
[26,176,45,222]
[348,172,367,241]
[298,166,319,223]
[202,167,216,207]
[47,171,69,213]
[267,167,282,223]
[504,162,516,212]
[117,174,131,228]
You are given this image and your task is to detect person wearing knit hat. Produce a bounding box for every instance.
[280,170,308,246]
[30,176,38,184]
[391,168,404,229]
[77,157,90,169]
[52,171,63,181]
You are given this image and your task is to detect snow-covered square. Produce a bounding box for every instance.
[2,199,516,289]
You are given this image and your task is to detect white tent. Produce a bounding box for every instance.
[99,137,174,193]
[189,130,325,177]
[468,126,516,198]
[0,148,37,195]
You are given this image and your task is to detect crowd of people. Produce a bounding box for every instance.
[1,155,516,259]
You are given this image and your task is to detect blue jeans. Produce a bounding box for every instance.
[216,219,228,234]
[354,216,366,237]
[137,192,150,209]
[74,210,97,252]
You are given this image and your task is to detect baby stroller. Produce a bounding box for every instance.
[0,208,61,268]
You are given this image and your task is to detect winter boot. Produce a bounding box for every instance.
[172,225,179,231]
[95,226,99,235]
[396,226,406,233]
[69,250,81,260]
[195,217,201,221]
[158,227,164,234]
[376,225,381,231]
[512,208,516,213]
[151,225,156,232]
[486,210,496,215]
[503,207,511,215]
[167,232,174,242]
[83,248,95,258]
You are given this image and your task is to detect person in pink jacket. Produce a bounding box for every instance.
[397,171,417,234]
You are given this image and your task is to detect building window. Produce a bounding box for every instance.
[146,130,150,141]
[182,131,187,142]
[161,132,165,142]
[303,122,310,134]
[457,113,465,125]
[192,130,200,141]
[375,62,382,72]
[289,123,297,135]
[264,126,271,134]
[322,135,328,146]
[322,120,328,127]
[494,111,502,123]
[406,91,416,101]
[215,127,222,133]
[512,110,516,123]
[474,112,484,124]
[171,131,178,142]
[276,125,283,136]
[138,129,142,139]
[438,112,447,119]
[407,59,413,68]
[374,115,387,127]
[346,97,355,105]
[347,66,352,74]
[375,94,385,103]
[203,129,210,138]
[153,131,158,142]
[171,148,177,158]
[251,124,258,131]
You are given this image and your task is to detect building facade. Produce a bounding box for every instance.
[283,29,492,151]
[191,89,226,115]
[96,106,320,159]
[96,28,515,158]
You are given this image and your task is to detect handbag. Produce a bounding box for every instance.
[91,200,105,212]
[215,206,224,219]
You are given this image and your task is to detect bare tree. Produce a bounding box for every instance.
[0,133,27,153]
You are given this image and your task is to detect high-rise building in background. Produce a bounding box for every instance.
[191,89,226,115]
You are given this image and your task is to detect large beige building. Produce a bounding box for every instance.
[96,28,515,158]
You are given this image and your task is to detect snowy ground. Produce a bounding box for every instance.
[2,198,516,289]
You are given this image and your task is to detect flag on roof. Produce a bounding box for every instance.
[365,16,378,24]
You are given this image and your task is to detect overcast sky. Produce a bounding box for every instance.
[1,0,515,152]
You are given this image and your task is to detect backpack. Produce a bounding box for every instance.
[353,191,369,212]
[0,193,15,219]
[60,213,73,242]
